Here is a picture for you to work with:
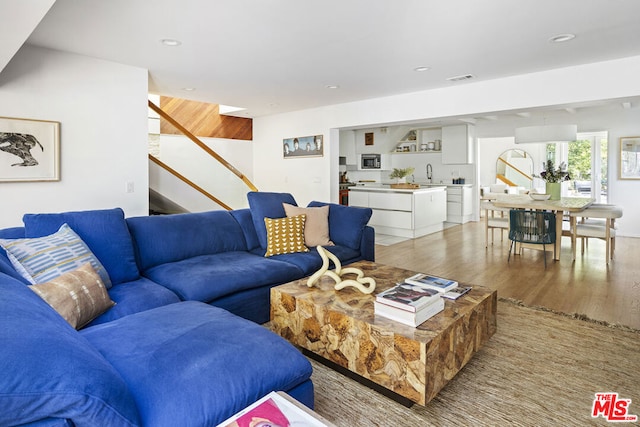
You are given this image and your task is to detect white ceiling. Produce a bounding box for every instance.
[10,0,640,118]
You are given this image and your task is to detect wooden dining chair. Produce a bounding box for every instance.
[508,209,557,268]
[481,200,509,248]
[569,205,623,263]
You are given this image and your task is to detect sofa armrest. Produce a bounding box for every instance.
[360,225,375,261]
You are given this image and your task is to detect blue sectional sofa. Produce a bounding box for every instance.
[0,192,374,426]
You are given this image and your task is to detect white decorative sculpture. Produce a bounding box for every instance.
[306,246,376,294]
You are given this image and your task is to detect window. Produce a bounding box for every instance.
[545,131,608,202]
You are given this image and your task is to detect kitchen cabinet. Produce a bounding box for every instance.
[339,131,357,165]
[441,124,474,164]
[349,186,446,238]
[446,185,473,223]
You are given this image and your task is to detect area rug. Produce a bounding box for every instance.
[309,300,640,426]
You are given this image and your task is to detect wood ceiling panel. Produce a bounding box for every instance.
[160,96,252,140]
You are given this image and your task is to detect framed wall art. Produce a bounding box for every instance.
[0,116,60,182]
[365,132,374,146]
[283,135,323,158]
[620,136,640,180]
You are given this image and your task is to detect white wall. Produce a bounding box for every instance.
[252,110,334,206]
[0,45,149,228]
[253,55,640,236]
[149,134,254,211]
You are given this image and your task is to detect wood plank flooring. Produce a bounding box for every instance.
[375,221,640,329]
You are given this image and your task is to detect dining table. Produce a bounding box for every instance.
[493,194,594,261]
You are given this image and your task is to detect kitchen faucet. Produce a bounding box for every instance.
[426,164,433,183]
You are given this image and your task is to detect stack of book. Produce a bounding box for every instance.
[374,283,444,327]
[374,273,471,327]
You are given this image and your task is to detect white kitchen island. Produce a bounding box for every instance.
[349,186,447,238]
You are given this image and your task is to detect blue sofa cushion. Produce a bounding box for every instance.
[0,275,141,427]
[261,249,324,275]
[307,201,372,250]
[142,251,303,302]
[126,211,249,271]
[80,301,313,427]
[249,243,362,275]
[324,244,363,264]
[88,277,181,326]
[0,227,30,282]
[247,192,297,249]
[230,208,261,251]
[23,208,140,286]
[0,224,112,288]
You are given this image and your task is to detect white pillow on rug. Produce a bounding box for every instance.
[0,223,112,287]
[283,203,334,247]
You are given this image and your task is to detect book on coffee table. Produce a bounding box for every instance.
[375,282,441,312]
[374,297,445,327]
[441,286,472,300]
[217,391,332,427]
[405,273,458,293]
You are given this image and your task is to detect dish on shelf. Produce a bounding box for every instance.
[529,193,551,201]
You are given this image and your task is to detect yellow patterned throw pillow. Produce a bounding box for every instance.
[264,214,309,257]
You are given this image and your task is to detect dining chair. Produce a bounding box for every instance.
[508,209,557,268]
[569,205,623,263]
[481,200,509,248]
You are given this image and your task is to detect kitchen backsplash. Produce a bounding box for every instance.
[348,161,474,185]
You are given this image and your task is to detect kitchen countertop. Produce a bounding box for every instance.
[355,182,473,188]
[349,185,446,193]
[415,183,473,187]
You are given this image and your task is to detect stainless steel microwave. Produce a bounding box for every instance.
[361,154,381,169]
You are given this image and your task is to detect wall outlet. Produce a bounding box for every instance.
[126,181,135,193]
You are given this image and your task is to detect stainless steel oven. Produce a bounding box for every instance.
[339,183,355,205]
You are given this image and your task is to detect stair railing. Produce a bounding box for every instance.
[149,155,232,211]
[148,100,258,211]
[496,157,533,188]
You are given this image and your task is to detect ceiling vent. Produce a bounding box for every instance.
[447,74,475,82]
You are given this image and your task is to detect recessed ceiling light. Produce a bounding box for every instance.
[181,87,195,91]
[548,33,575,43]
[325,85,340,89]
[414,66,431,72]
[161,38,182,46]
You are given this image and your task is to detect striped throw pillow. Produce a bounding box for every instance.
[0,223,112,287]
[264,215,309,257]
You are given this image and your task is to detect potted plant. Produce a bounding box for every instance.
[389,167,415,184]
[537,160,570,200]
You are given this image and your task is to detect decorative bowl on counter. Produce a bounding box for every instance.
[529,193,551,201]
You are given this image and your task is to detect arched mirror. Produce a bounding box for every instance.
[496,149,533,188]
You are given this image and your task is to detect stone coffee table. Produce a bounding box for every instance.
[270,261,497,406]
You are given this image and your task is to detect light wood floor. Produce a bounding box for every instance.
[375,221,640,329]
